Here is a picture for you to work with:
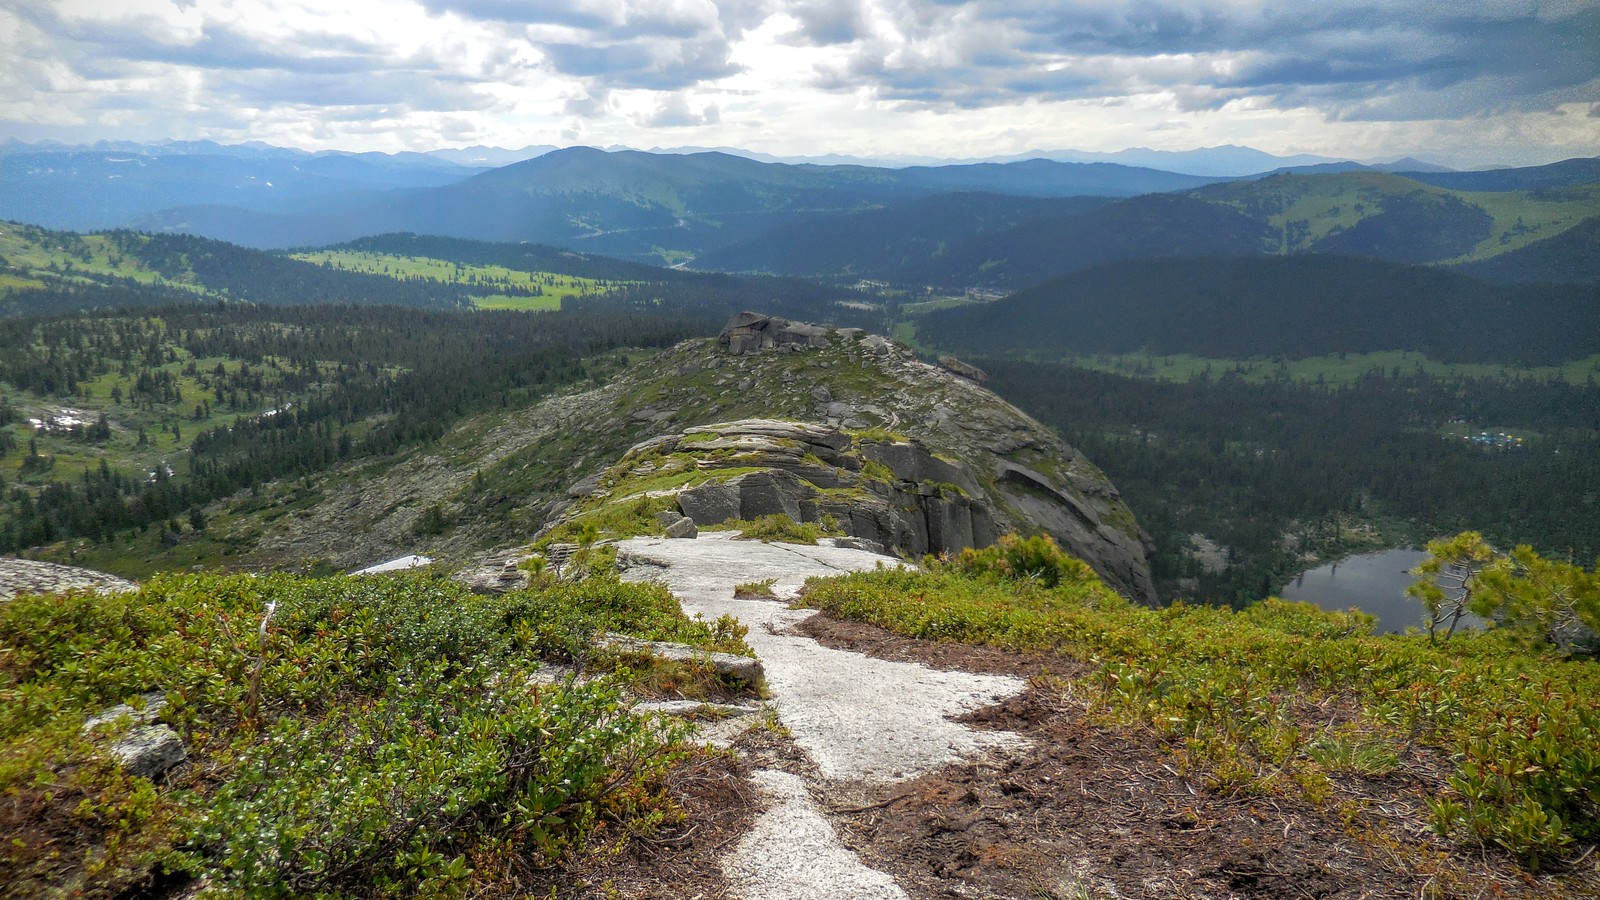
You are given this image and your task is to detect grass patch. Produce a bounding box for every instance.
[717,514,839,545]
[798,534,1600,868]
[288,250,623,311]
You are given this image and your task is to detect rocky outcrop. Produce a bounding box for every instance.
[568,411,1154,602]
[533,312,1159,602]
[1,558,136,601]
[83,692,187,780]
[250,309,1153,603]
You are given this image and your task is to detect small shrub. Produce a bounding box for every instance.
[734,578,778,599]
[727,514,834,544]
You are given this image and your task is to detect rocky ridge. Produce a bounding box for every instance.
[551,314,1155,601]
[233,312,1153,602]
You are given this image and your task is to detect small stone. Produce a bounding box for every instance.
[665,517,699,539]
[111,725,187,779]
[656,509,684,527]
[810,385,833,403]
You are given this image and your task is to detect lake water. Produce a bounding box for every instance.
[1280,548,1480,635]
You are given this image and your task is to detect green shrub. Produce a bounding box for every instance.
[0,571,734,896]
[196,668,685,897]
[799,535,1600,867]
[725,514,835,544]
[734,578,778,598]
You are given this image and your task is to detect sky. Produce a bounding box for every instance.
[1,0,1597,168]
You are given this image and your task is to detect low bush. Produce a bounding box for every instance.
[798,534,1600,868]
[0,570,733,896]
[724,514,838,544]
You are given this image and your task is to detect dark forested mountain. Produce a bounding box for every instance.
[914,193,1274,287]
[693,193,1105,277]
[1454,217,1600,284]
[917,255,1600,365]
[981,361,1600,602]
[1403,157,1600,192]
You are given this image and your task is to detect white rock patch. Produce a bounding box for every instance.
[617,532,1030,898]
[723,770,909,900]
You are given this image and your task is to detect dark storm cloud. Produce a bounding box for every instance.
[804,0,1599,121]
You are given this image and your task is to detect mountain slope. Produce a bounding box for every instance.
[1453,217,1600,284]
[693,193,1106,277]
[1187,171,1600,264]
[1404,157,1600,192]
[919,193,1274,287]
[916,255,1600,365]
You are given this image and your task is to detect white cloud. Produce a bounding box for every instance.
[0,0,1592,166]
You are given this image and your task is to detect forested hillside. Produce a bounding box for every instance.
[978,361,1600,602]
[693,193,1098,277]
[916,255,1600,365]
[1454,217,1600,284]
[0,224,883,325]
[0,305,706,555]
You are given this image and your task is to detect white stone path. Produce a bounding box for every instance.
[618,533,1028,900]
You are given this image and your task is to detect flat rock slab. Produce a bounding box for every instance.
[618,533,1027,782]
[0,558,136,601]
[723,769,909,900]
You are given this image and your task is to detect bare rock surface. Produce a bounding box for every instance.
[619,531,1027,899]
[601,632,763,684]
[723,770,909,900]
[0,557,136,601]
[110,725,187,779]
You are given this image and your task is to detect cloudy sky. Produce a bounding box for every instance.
[1,0,1596,167]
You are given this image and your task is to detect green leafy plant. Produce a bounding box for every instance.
[0,570,739,896]
[733,578,778,599]
[725,514,835,544]
[799,533,1600,867]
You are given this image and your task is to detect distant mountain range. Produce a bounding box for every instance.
[0,140,1594,284]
